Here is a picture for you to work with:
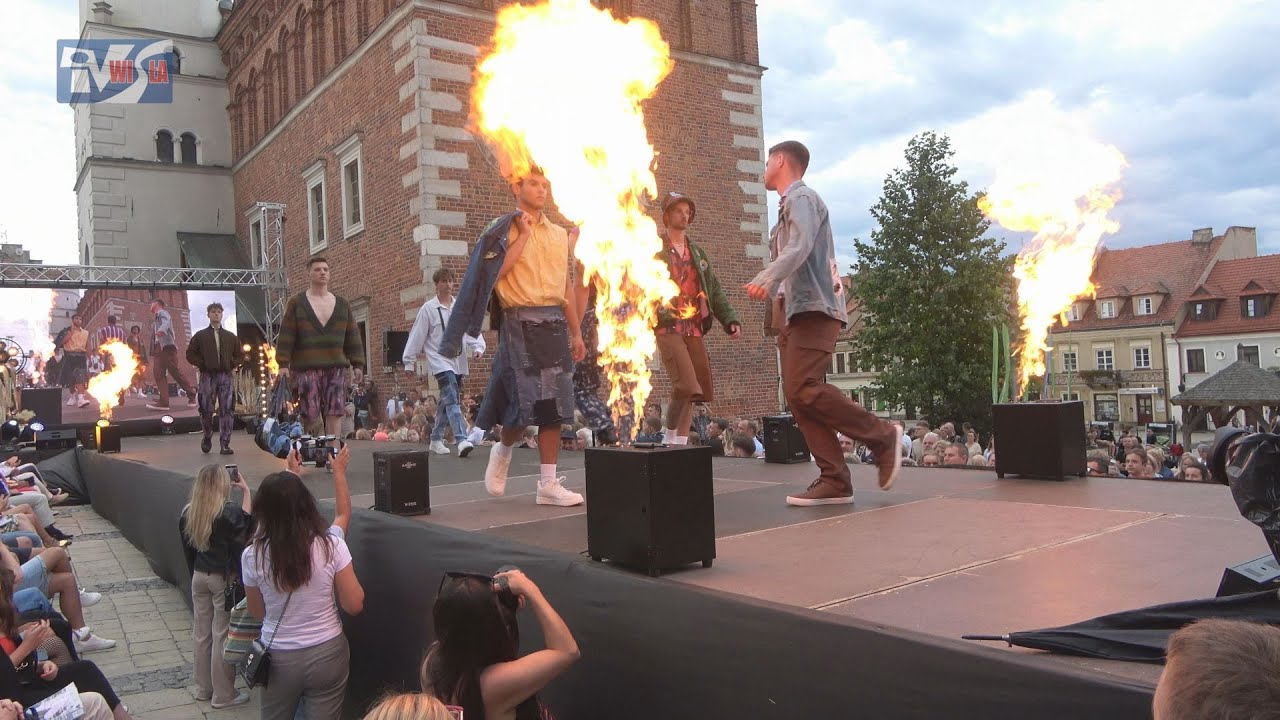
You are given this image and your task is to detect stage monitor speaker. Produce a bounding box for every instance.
[763,414,810,464]
[585,445,715,576]
[19,388,62,426]
[383,330,410,367]
[35,427,78,453]
[1217,554,1280,597]
[373,449,430,516]
[992,401,1087,480]
[95,424,122,454]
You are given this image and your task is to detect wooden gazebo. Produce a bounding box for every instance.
[1171,360,1280,447]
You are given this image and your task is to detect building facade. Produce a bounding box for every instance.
[1046,226,1257,428]
[72,0,236,268]
[218,0,775,419]
[1164,253,1280,425]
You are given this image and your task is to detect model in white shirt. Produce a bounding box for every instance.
[403,268,485,456]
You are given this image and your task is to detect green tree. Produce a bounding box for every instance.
[851,131,1013,433]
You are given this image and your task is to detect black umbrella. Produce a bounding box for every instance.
[963,589,1280,663]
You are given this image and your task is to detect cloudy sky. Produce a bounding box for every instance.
[0,0,1276,270]
[758,0,1280,265]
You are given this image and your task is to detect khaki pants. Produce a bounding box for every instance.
[191,570,237,704]
[260,633,350,720]
[779,312,894,491]
[656,333,713,432]
[80,692,113,720]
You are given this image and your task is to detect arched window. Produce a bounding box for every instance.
[179,132,197,164]
[155,130,174,162]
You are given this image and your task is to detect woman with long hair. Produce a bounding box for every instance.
[421,569,579,720]
[179,464,252,709]
[242,446,364,720]
[0,568,129,720]
[362,693,454,720]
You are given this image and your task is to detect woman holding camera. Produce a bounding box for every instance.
[0,568,129,720]
[179,464,252,709]
[242,446,364,720]
[421,568,579,720]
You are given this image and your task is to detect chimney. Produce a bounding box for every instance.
[1190,227,1214,245]
[219,0,235,21]
[91,1,114,24]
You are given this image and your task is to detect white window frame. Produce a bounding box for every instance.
[1099,300,1116,319]
[244,205,264,268]
[1245,297,1259,318]
[1061,392,1080,401]
[1133,346,1151,369]
[303,160,327,253]
[1062,349,1078,373]
[1096,348,1114,371]
[335,134,365,239]
[1239,344,1261,366]
[1135,296,1153,316]
[1066,304,1081,322]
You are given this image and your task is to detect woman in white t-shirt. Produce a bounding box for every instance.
[241,446,365,720]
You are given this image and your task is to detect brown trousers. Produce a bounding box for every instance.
[656,333,713,431]
[779,311,893,491]
[152,345,195,407]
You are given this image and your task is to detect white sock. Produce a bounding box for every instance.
[493,441,513,459]
[539,464,557,487]
[671,435,688,445]
[74,627,90,639]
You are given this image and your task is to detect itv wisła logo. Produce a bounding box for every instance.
[56,39,175,104]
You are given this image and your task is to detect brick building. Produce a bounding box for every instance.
[216,0,776,422]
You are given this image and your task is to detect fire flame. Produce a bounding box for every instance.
[0,290,56,384]
[979,130,1127,392]
[87,340,139,419]
[472,0,677,429]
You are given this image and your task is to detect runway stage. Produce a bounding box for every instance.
[109,432,1265,692]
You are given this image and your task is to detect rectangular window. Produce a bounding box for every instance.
[1062,351,1078,373]
[1133,346,1151,369]
[1186,348,1206,373]
[1136,297,1153,315]
[1094,394,1119,422]
[249,219,263,268]
[303,161,327,252]
[337,135,365,239]
[835,353,845,374]
[1191,301,1218,321]
[1066,304,1081,322]
[1239,345,1261,367]
[1096,348,1114,371]
[1242,297,1268,318]
[1061,392,1080,402]
[1099,300,1116,319]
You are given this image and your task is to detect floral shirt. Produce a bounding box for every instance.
[659,243,708,337]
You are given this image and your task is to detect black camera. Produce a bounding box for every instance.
[1211,422,1280,564]
[293,435,341,467]
[494,565,520,613]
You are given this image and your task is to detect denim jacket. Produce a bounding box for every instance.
[750,180,848,327]
[440,211,519,359]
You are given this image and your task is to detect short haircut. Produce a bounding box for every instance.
[1087,450,1111,468]
[151,298,166,308]
[1159,620,1280,719]
[432,267,456,284]
[129,325,141,333]
[732,435,757,457]
[207,302,223,313]
[308,256,328,268]
[1125,449,1150,465]
[107,315,118,325]
[513,163,547,185]
[72,313,83,320]
[768,140,811,174]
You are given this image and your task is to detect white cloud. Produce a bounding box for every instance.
[819,19,915,92]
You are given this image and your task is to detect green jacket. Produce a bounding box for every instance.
[654,235,741,335]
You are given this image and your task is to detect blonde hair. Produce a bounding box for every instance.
[184,464,232,552]
[362,693,453,720]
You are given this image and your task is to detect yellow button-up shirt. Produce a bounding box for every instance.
[62,327,90,352]
[495,213,569,309]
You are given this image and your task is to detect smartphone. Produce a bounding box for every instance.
[225,464,238,473]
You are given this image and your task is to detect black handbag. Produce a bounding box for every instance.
[237,592,292,688]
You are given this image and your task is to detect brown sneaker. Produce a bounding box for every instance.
[786,480,854,506]
[876,423,904,490]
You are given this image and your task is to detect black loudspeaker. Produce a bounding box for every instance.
[992,401,1087,480]
[35,427,78,452]
[19,388,62,426]
[763,414,810,464]
[585,445,715,576]
[373,449,430,516]
[1217,555,1280,597]
[95,424,122,454]
[383,330,410,367]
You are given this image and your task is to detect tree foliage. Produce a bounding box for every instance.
[851,132,1013,432]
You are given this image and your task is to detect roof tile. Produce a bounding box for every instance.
[1175,254,1280,338]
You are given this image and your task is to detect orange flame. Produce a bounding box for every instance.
[472,0,677,426]
[87,340,139,419]
[979,132,1126,392]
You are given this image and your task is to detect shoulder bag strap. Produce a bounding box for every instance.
[263,592,294,652]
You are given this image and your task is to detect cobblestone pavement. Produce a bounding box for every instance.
[59,506,260,720]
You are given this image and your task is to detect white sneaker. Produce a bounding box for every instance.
[65,396,77,407]
[211,691,251,709]
[484,448,512,496]
[78,397,91,408]
[429,440,450,455]
[74,628,116,653]
[457,440,475,458]
[79,590,102,607]
[536,477,584,507]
